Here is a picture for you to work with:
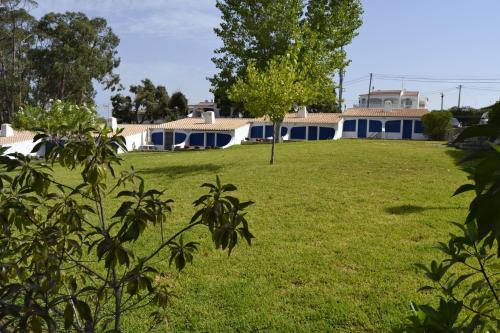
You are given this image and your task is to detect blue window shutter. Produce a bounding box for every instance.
[290,126,306,139]
[189,133,204,146]
[151,132,164,145]
[265,125,273,137]
[385,120,401,133]
[369,120,382,132]
[343,120,356,131]
[174,133,186,144]
[216,133,232,147]
[414,120,423,133]
[319,127,335,140]
[250,126,263,138]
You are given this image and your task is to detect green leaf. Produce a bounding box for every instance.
[453,184,475,197]
[64,302,74,330]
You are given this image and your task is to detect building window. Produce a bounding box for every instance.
[189,133,205,146]
[265,125,273,138]
[216,133,232,147]
[250,126,263,139]
[343,120,356,132]
[151,132,164,145]
[385,120,401,133]
[174,133,187,144]
[369,120,382,132]
[414,120,423,133]
[319,127,335,140]
[290,126,306,139]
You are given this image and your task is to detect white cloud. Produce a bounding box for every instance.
[33,0,220,40]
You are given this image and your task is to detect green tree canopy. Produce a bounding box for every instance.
[29,11,120,105]
[211,0,363,116]
[112,79,176,124]
[12,99,103,135]
[0,0,37,122]
[168,91,188,118]
[228,49,322,164]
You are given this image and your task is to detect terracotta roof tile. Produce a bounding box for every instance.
[359,90,419,97]
[343,108,429,118]
[0,130,35,145]
[151,118,251,131]
[254,113,342,124]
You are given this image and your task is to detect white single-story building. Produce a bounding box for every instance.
[0,120,150,157]
[0,124,40,156]
[249,110,342,142]
[341,106,428,140]
[0,104,429,157]
[148,112,251,150]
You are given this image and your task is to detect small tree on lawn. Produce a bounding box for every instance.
[0,118,254,332]
[228,48,325,165]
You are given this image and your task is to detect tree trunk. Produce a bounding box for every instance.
[270,121,276,165]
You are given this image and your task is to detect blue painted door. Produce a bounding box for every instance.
[403,120,413,139]
[357,119,367,138]
[265,125,274,138]
[151,132,164,145]
[206,133,215,147]
[308,126,318,140]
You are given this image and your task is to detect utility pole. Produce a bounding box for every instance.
[366,73,373,108]
[337,46,345,112]
[440,92,444,111]
[338,68,344,112]
[457,85,462,110]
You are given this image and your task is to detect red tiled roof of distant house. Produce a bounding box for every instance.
[359,90,419,97]
[343,108,429,118]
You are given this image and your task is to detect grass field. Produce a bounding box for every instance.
[61,139,471,332]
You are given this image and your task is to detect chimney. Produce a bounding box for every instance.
[1,124,14,137]
[384,100,393,112]
[106,117,118,131]
[202,111,215,124]
[297,106,308,118]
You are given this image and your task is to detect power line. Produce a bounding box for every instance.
[373,73,500,80]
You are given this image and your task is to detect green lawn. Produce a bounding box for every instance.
[64,139,471,332]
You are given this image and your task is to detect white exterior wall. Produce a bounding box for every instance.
[123,131,147,153]
[2,140,38,156]
[232,124,250,147]
[342,117,426,140]
[168,127,247,149]
[250,122,340,141]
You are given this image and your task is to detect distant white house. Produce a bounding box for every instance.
[187,100,220,118]
[357,89,428,109]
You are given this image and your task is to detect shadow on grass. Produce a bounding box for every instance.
[445,149,478,175]
[385,204,463,215]
[138,163,223,179]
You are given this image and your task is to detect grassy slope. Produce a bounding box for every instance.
[63,140,471,332]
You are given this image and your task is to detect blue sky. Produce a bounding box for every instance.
[33,0,500,114]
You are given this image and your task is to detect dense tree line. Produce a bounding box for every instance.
[210,0,363,116]
[111,80,188,124]
[0,0,120,123]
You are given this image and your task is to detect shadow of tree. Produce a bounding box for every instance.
[137,163,223,179]
[385,204,464,215]
[444,149,476,175]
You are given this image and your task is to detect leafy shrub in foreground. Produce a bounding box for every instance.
[404,124,500,332]
[0,124,254,332]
